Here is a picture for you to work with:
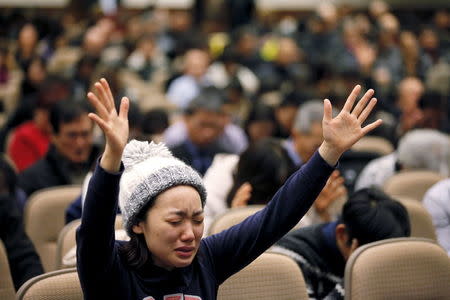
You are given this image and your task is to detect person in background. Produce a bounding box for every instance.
[272,188,411,299]
[423,178,450,255]
[0,155,43,290]
[166,48,212,109]
[169,87,231,175]
[17,100,100,196]
[7,78,66,171]
[355,128,450,190]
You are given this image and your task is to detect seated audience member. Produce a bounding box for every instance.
[7,83,65,172]
[0,155,43,290]
[166,48,212,109]
[355,128,450,190]
[168,87,235,175]
[243,101,278,145]
[18,101,100,196]
[284,100,326,167]
[203,138,346,232]
[423,179,450,255]
[272,188,411,299]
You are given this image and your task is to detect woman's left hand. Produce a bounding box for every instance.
[319,85,382,166]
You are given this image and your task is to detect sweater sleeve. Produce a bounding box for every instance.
[76,160,123,293]
[202,151,335,283]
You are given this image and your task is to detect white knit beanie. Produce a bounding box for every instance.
[119,140,206,235]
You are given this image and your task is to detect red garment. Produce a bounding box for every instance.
[7,121,50,171]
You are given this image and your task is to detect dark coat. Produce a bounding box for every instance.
[17,144,101,196]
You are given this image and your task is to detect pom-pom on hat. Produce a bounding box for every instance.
[119,140,206,235]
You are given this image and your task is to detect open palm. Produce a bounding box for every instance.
[87,78,129,157]
[320,85,382,165]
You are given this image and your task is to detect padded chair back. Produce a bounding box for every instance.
[16,268,82,300]
[208,205,265,235]
[218,252,308,300]
[55,216,123,269]
[383,170,444,202]
[24,185,81,272]
[394,196,437,241]
[351,136,394,156]
[345,238,450,300]
[0,239,15,300]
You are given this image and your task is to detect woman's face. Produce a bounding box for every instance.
[133,185,204,270]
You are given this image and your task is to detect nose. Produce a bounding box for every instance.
[180,223,195,242]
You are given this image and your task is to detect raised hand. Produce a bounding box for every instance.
[319,85,382,166]
[87,78,129,172]
[314,170,347,221]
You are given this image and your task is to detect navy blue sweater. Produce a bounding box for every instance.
[76,151,334,300]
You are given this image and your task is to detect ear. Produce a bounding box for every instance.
[132,222,144,234]
[335,223,349,245]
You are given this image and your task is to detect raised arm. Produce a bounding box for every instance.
[77,79,130,297]
[319,85,382,166]
[87,78,129,171]
[204,85,382,283]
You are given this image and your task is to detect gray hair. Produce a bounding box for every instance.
[292,100,324,133]
[397,129,450,176]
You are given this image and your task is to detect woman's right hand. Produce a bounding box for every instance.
[87,78,129,172]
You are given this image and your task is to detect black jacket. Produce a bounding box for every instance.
[0,194,43,290]
[17,144,101,196]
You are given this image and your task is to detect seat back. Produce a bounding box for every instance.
[55,216,124,269]
[218,252,308,300]
[383,170,444,201]
[0,239,15,300]
[208,205,265,235]
[394,196,437,241]
[16,268,82,300]
[345,238,450,300]
[351,136,394,156]
[24,185,82,272]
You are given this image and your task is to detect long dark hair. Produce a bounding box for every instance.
[226,138,296,207]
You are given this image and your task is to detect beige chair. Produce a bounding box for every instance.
[208,205,265,235]
[351,136,394,156]
[394,196,437,241]
[218,252,308,300]
[383,170,444,202]
[0,239,15,300]
[24,185,82,272]
[16,268,82,300]
[345,238,450,300]
[55,216,124,269]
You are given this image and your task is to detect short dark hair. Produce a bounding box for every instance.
[341,188,411,246]
[185,87,227,115]
[49,101,91,134]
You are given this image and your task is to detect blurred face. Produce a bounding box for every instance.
[52,114,94,163]
[397,78,424,113]
[247,120,276,144]
[184,50,210,79]
[133,185,204,270]
[293,122,323,162]
[185,110,226,146]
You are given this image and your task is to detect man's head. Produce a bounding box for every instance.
[49,101,94,163]
[183,49,210,79]
[336,188,410,260]
[291,100,324,162]
[396,77,425,113]
[184,87,228,147]
[397,128,450,177]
